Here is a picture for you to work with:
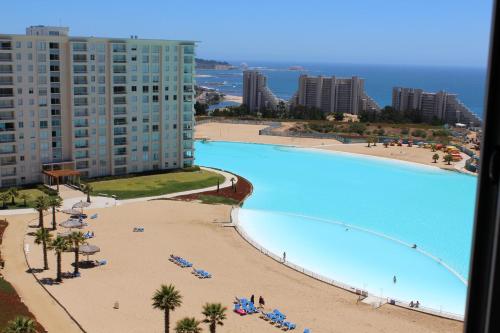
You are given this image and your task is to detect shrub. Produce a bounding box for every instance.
[411,129,427,138]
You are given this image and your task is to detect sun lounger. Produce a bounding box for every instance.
[303,329,310,333]
[90,213,98,219]
[233,303,246,316]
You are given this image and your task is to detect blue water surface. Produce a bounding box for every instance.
[195,141,477,315]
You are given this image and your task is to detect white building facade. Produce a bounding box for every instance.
[0,26,196,187]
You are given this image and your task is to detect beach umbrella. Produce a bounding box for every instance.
[59,219,88,229]
[61,208,82,215]
[79,244,101,262]
[72,200,91,209]
[57,231,72,238]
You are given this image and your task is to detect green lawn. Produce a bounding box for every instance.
[0,188,51,210]
[88,169,225,199]
[197,194,240,205]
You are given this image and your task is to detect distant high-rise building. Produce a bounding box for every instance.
[242,70,279,112]
[0,26,196,187]
[291,75,379,114]
[392,87,481,126]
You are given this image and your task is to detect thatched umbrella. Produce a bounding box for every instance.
[79,244,100,262]
[72,200,91,209]
[61,208,82,215]
[59,219,88,229]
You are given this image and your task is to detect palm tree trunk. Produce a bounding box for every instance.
[11,196,15,205]
[210,322,216,333]
[42,230,48,270]
[38,211,44,228]
[164,309,169,333]
[52,207,57,230]
[87,191,91,203]
[74,249,80,274]
[56,252,62,282]
[23,198,26,206]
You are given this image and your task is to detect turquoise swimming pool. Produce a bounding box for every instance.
[195,141,477,315]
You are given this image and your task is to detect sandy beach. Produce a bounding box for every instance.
[5,200,462,333]
[223,94,243,104]
[195,122,468,171]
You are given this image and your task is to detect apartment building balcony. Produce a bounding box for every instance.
[73,54,87,63]
[74,130,89,138]
[113,148,127,156]
[113,55,127,63]
[0,42,12,50]
[0,77,13,85]
[113,118,127,126]
[74,143,89,149]
[76,161,89,169]
[112,44,127,53]
[75,152,89,159]
[113,65,127,74]
[113,96,127,105]
[113,86,126,94]
[74,110,89,117]
[0,100,14,109]
[73,76,88,85]
[0,133,15,143]
[114,157,127,166]
[0,122,15,132]
[74,121,89,128]
[0,53,12,62]
[0,145,15,154]
[113,137,127,145]
[0,88,14,97]
[0,111,15,121]
[113,107,127,116]
[0,65,13,74]
[113,127,127,136]
[183,152,194,159]
[0,156,16,166]
[1,168,16,177]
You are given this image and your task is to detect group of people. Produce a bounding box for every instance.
[250,294,265,308]
[409,300,420,308]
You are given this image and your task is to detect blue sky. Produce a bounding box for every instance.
[0,0,493,67]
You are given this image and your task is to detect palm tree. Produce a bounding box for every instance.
[8,187,18,205]
[83,183,93,203]
[68,231,86,275]
[3,316,37,333]
[372,136,378,146]
[34,228,53,270]
[48,196,63,230]
[444,154,453,165]
[366,137,372,147]
[33,195,50,228]
[432,153,440,163]
[0,192,10,209]
[174,318,202,333]
[48,236,70,282]
[152,284,183,333]
[383,141,389,148]
[431,144,437,152]
[19,192,30,207]
[202,303,227,333]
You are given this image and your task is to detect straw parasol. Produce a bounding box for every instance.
[61,208,82,215]
[59,219,88,229]
[73,200,91,209]
[79,244,101,262]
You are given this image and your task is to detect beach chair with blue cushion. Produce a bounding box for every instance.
[303,329,310,333]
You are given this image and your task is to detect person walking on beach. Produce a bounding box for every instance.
[259,296,265,308]
[283,251,286,263]
[393,275,397,284]
[250,294,255,304]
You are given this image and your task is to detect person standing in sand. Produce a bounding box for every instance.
[250,294,255,304]
[259,296,265,308]
[283,251,286,263]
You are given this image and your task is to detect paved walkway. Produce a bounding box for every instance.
[1,213,83,333]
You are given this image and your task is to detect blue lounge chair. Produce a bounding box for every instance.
[303,329,310,333]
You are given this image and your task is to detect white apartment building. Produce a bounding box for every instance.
[293,75,379,114]
[392,87,482,126]
[242,70,280,112]
[0,26,196,188]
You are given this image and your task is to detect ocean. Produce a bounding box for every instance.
[195,62,487,117]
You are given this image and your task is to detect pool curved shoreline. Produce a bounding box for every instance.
[230,207,465,321]
[196,140,474,321]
